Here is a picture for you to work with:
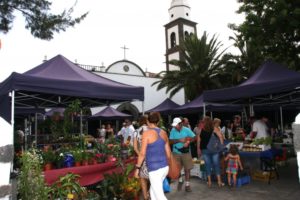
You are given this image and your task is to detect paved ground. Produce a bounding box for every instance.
[166,158,300,200]
[11,158,300,200]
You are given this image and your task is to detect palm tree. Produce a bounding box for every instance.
[152,32,227,101]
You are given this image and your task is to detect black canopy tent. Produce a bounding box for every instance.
[0,54,144,146]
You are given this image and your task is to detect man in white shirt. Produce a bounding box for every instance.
[123,119,135,145]
[251,116,269,139]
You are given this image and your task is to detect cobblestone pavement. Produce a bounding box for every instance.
[166,158,300,200]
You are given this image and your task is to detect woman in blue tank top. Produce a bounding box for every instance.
[135,112,171,200]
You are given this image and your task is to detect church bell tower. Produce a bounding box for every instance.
[165,0,197,71]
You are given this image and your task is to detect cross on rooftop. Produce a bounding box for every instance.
[121,45,129,60]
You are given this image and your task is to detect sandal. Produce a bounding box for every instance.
[207,181,212,188]
[218,182,225,187]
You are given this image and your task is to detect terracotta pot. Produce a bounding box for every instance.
[90,159,98,165]
[75,161,81,167]
[44,163,53,171]
[82,160,89,166]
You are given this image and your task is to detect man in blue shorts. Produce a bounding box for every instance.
[169,117,196,192]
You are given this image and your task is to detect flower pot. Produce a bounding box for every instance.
[89,159,98,165]
[75,161,81,167]
[82,160,89,166]
[44,163,53,171]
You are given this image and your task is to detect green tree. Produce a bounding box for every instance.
[0,0,88,40]
[152,33,227,101]
[229,0,300,70]
[220,34,263,85]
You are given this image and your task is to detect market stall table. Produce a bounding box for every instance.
[44,158,136,186]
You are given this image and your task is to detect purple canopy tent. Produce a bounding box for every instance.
[145,98,180,114]
[90,106,132,120]
[203,60,300,130]
[203,60,300,106]
[174,95,242,114]
[45,108,65,117]
[0,54,144,123]
[0,55,144,148]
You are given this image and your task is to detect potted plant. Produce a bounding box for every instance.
[42,149,56,170]
[72,149,83,166]
[55,151,65,169]
[96,164,138,199]
[81,151,92,166]
[18,149,49,200]
[49,173,86,199]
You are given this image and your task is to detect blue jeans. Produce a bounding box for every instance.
[202,149,221,176]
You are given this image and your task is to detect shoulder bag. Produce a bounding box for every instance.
[167,154,181,179]
[207,132,225,153]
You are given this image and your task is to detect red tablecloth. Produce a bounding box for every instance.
[44,158,136,186]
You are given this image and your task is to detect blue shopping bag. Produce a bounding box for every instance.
[163,178,171,193]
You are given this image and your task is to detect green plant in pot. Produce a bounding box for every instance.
[55,151,65,169]
[81,151,92,166]
[49,173,86,199]
[18,149,49,199]
[72,149,83,166]
[42,149,56,170]
[96,164,137,199]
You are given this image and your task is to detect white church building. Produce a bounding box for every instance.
[80,0,198,119]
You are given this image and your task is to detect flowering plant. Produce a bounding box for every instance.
[121,177,141,199]
[41,149,56,164]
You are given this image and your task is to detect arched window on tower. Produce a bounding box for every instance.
[170,32,176,48]
[184,31,189,39]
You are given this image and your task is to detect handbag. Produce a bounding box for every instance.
[138,160,149,178]
[207,132,225,153]
[167,154,181,179]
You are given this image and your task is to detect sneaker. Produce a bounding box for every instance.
[177,181,184,191]
[185,185,192,192]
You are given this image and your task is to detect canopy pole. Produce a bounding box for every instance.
[142,101,145,115]
[80,110,83,150]
[249,104,254,116]
[280,106,284,132]
[35,113,37,148]
[11,91,15,142]
[80,110,83,135]
[203,103,206,118]
[24,118,27,151]
[11,90,15,173]
[210,112,213,119]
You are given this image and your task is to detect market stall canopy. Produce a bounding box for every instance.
[203,60,300,106]
[145,98,180,114]
[174,95,242,114]
[89,106,131,120]
[0,54,144,123]
[15,108,46,116]
[45,107,65,117]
